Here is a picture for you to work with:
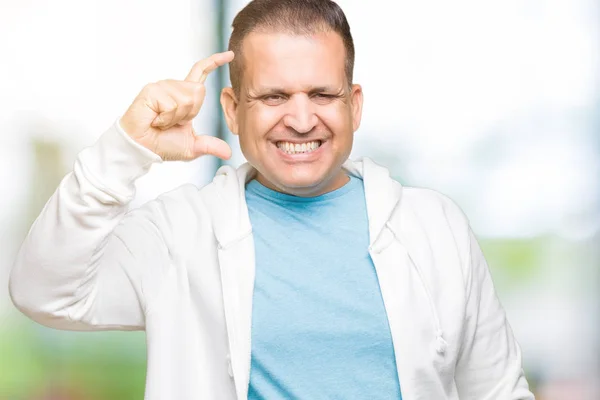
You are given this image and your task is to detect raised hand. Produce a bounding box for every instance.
[120,51,235,161]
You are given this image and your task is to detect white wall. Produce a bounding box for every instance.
[0,0,222,308]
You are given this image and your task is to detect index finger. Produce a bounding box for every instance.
[185,51,235,83]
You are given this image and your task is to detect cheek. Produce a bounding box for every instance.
[243,107,282,134]
[318,105,353,136]
[238,108,282,164]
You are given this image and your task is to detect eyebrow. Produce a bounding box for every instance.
[250,86,343,96]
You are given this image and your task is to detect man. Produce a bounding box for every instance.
[9,0,534,399]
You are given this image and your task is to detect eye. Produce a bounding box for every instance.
[262,94,287,105]
[312,93,337,103]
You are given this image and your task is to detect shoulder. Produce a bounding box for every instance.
[395,186,473,266]
[401,186,470,228]
[121,183,210,236]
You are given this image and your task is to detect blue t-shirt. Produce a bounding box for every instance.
[245,175,402,399]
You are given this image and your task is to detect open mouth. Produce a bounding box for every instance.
[276,140,323,155]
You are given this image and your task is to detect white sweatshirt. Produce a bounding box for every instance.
[9,120,535,400]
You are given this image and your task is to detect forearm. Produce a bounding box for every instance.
[9,119,162,329]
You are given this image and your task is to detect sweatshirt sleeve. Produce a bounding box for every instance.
[9,119,167,331]
[454,227,535,399]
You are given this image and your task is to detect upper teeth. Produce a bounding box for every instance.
[277,141,321,154]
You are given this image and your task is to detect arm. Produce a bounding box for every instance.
[9,51,234,331]
[454,228,535,399]
[9,120,165,330]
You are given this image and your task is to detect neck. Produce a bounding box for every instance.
[255,170,350,197]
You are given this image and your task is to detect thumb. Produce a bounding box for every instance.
[193,135,232,160]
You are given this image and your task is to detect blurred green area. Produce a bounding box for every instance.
[0,319,146,399]
[480,236,545,282]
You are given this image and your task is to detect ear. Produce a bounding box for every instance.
[350,84,363,132]
[220,87,239,135]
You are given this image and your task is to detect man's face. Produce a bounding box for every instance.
[221,30,363,196]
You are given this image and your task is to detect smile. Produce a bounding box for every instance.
[276,140,322,155]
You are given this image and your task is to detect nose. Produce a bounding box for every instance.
[282,94,318,134]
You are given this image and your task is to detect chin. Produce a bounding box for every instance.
[276,175,324,191]
[255,158,342,195]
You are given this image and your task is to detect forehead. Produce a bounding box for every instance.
[240,31,346,91]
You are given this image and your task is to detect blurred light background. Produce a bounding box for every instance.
[1,0,598,399]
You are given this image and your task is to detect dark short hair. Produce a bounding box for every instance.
[228,0,355,95]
